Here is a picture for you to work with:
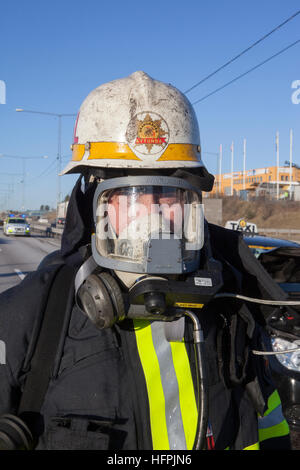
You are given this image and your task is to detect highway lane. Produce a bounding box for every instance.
[0,229,61,293]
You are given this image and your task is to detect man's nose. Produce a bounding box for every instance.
[141,194,158,212]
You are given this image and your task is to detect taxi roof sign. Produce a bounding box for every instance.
[225,218,258,233]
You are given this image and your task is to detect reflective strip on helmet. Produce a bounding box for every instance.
[89,142,142,160]
[72,142,141,162]
[157,144,200,162]
[72,144,85,161]
[71,142,201,163]
[134,320,198,450]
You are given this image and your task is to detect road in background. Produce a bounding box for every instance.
[0,230,61,293]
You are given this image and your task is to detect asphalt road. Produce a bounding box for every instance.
[0,229,61,293]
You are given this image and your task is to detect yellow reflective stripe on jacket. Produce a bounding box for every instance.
[243,442,260,450]
[134,320,198,450]
[259,420,289,442]
[264,390,281,416]
[134,320,170,449]
[258,390,289,442]
[169,340,198,449]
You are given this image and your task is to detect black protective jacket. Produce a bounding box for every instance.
[0,178,291,450]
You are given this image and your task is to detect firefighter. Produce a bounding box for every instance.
[0,71,291,450]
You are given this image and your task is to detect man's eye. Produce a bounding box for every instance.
[160,198,177,205]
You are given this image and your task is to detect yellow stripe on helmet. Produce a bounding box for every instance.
[157,144,200,162]
[71,142,201,163]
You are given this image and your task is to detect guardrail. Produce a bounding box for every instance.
[258,228,300,241]
[30,223,64,238]
[259,228,300,234]
[29,223,300,242]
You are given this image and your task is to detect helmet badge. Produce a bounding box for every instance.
[127,112,169,155]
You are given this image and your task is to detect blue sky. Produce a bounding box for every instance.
[0,0,299,210]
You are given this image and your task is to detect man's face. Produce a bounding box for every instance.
[94,183,204,268]
[107,187,184,236]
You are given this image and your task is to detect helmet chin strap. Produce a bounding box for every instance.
[74,253,170,292]
[74,255,98,296]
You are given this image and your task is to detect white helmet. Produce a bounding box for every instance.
[61,71,205,175]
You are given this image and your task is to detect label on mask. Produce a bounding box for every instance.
[174,302,204,309]
[194,277,213,287]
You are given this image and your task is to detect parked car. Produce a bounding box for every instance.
[56,217,66,226]
[3,217,31,236]
[244,234,300,447]
[244,234,300,257]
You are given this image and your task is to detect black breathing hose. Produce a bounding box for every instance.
[183,310,208,451]
[182,292,300,450]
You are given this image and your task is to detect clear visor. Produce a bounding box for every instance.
[95,185,204,267]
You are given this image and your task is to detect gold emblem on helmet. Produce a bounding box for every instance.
[127,112,169,155]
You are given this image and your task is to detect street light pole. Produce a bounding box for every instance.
[243,139,246,191]
[22,158,25,209]
[57,115,62,205]
[290,128,293,200]
[0,189,13,210]
[231,141,234,197]
[0,173,23,210]
[0,184,13,208]
[203,150,221,197]
[219,144,222,196]
[0,154,48,210]
[276,131,279,200]
[16,108,76,211]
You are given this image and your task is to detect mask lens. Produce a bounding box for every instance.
[95,185,204,269]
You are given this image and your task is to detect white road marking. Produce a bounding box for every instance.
[14,269,25,280]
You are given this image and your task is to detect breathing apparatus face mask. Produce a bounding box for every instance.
[76,175,225,331]
[91,176,204,275]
